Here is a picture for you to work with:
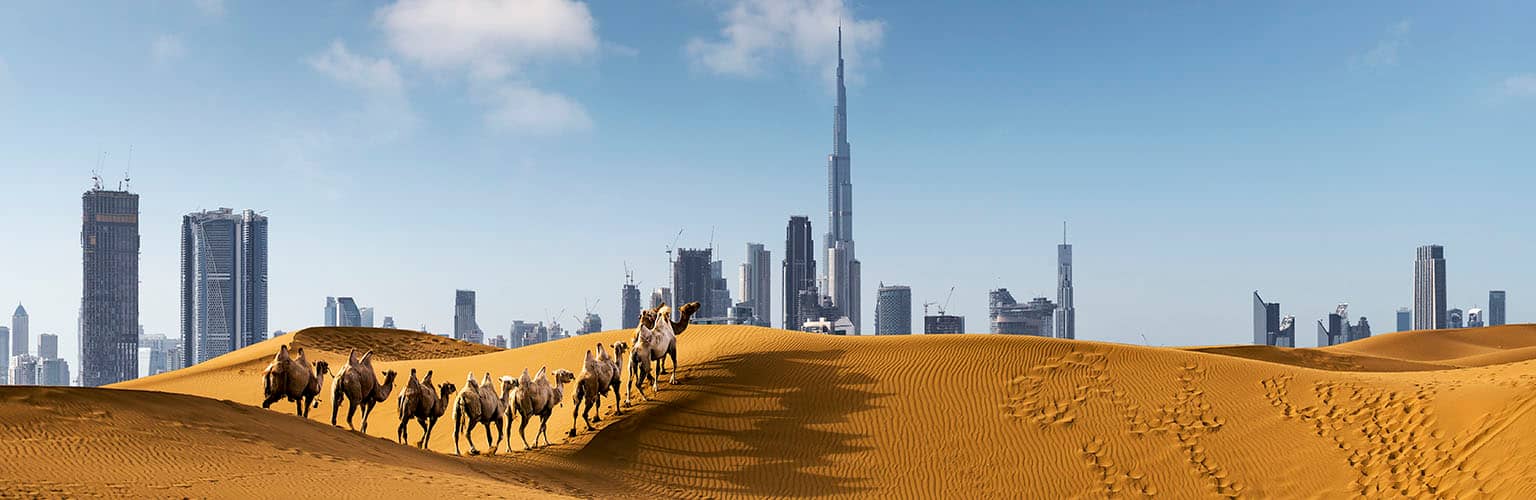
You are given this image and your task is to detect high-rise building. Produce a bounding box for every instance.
[1317,304,1368,347]
[453,290,481,343]
[621,279,641,330]
[138,333,175,377]
[1414,245,1447,330]
[740,243,772,327]
[875,284,912,335]
[783,216,817,330]
[822,27,862,335]
[11,354,39,385]
[489,335,507,349]
[672,248,713,317]
[578,313,602,335]
[649,288,670,310]
[381,316,396,329]
[81,187,140,386]
[11,304,27,357]
[1057,226,1075,340]
[1447,308,1464,329]
[0,325,8,384]
[324,297,337,327]
[1396,307,1412,332]
[924,314,965,334]
[990,289,1056,336]
[708,259,732,319]
[360,307,374,328]
[181,208,268,366]
[1467,308,1485,328]
[1489,291,1507,326]
[1252,291,1294,347]
[337,297,361,327]
[38,333,58,360]
[40,358,69,386]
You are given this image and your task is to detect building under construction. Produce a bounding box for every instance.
[989,288,1056,337]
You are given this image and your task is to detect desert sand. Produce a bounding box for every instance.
[5,324,1536,498]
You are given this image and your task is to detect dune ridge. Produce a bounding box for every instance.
[3,324,1536,497]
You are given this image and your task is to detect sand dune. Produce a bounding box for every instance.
[6,324,1536,497]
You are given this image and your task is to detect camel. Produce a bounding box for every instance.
[626,319,659,406]
[511,367,575,450]
[643,303,681,385]
[261,345,330,418]
[658,301,701,379]
[570,342,627,437]
[397,369,456,449]
[451,372,514,456]
[330,349,398,434]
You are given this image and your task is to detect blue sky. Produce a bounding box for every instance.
[3,1,1535,370]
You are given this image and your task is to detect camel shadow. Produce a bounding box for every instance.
[573,348,888,497]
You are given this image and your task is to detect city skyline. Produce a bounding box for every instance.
[5,2,1536,373]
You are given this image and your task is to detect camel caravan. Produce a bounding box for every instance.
[257,301,702,456]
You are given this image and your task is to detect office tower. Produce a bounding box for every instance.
[453,290,481,343]
[11,304,27,356]
[739,243,772,328]
[10,354,39,385]
[324,297,337,327]
[924,314,965,334]
[511,321,539,347]
[822,27,863,335]
[382,316,396,329]
[0,325,8,384]
[578,313,601,335]
[337,297,361,327]
[990,289,1056,336]
[728,302,756,325]
[1057,225,1075,340]
[706,259,730,319]
[38,333,58,359]
[81,187,140,386]
[783,216,818,330]
[489,335,507,349]
[360,307,374,328]
[1468,308,1485,328]
[181,208,269,365]
[621,272,641,329]
[40,358,69,386]
[138,333,173,376]
[1251,291,1294,347]
[1489,291,1506,326]
[1413,245,1447,330]
[1447,308,1464,329]
[875,284,912,335]
[650,288,670,310]
[672,248,713,316]
[1396,307,1412,332]
[1317,304,1369,347]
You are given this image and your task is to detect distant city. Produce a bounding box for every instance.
[0,29,1517,388]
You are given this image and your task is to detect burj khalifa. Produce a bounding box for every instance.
[824,26,862,333]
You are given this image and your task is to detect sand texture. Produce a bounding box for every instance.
[2,324,1535,498]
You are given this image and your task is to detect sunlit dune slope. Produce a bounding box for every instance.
[12,324,1536,498]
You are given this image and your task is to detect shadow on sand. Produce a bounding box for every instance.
[573,348,889,497]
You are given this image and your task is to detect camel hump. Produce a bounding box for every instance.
[585,350,594,363]
[422,370,433,385]
[348,349,359,366]
[534,366,548,381]
[518,368,533,388]
[359,350,374,366]
[465,372,478,387]
[480,372,493,387]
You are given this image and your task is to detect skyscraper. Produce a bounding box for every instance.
[1317,304,1368,347]
[649,288,670,310]
[1396,307,1411,332]
[823,26,862,335]
[1489,291,1506,326]
[1467,308,1485,328]
[875,284,912,335]
[81,187,139,386]
[11,304,28,358]
[181,208,268,366]
[1447,308,1464,329]
[360,307,374,328]
[708,259,732,318]
[40,358,69,386]
[1056,225,1075,340]
[1252,291,1294,347]
[38,333,58,360]
[324,297,337,327]
[382,316,396,329]
[924,314,965,334]
[673,248,713,313]
[454,290,481,343]
[621,280,641,330]
[783,216,817,330]
[1413,245,1447,330]
[337,297,361,327]
[990,289,1056,337]
[0,325,8,384]
[740,243,772,327]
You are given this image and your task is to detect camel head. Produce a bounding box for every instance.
[612,341,628,360]
[679,301,702,318]
[438,382,457,400]
[314,360,330,377]
[381,369,398,386]
[500,375,517,394]
[639,309,658,329]
[553,369,575,386]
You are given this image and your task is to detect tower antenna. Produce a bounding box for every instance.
[123,145,133,191]
[1063,221,1068,244]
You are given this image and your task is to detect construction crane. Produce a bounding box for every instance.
[922,301,939,316]
[940,286,956,315]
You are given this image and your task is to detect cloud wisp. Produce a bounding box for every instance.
[686,0,884,88]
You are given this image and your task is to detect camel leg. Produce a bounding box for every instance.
[537,415,551,448]
[330,385,344,427]
[453,411,464,455]
[467,421,482,456]
[418,417,431,449]
[361,401,374,435]
[482,419,496,456]
[592,392,603,422]
[518,414,533,450]
[397,415,409,444]
[569,395,582,437]
[667,349,679,384]
[611,381,624,416]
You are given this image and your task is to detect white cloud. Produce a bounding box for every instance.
[1357,20,1410,68]
[193,0,224,17]
[483,83,591,134]
[1501,74,1536,97]
[152,34,187,64]
[377,0,598,80]
[305,41,416,139]
[686,0,884,86]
